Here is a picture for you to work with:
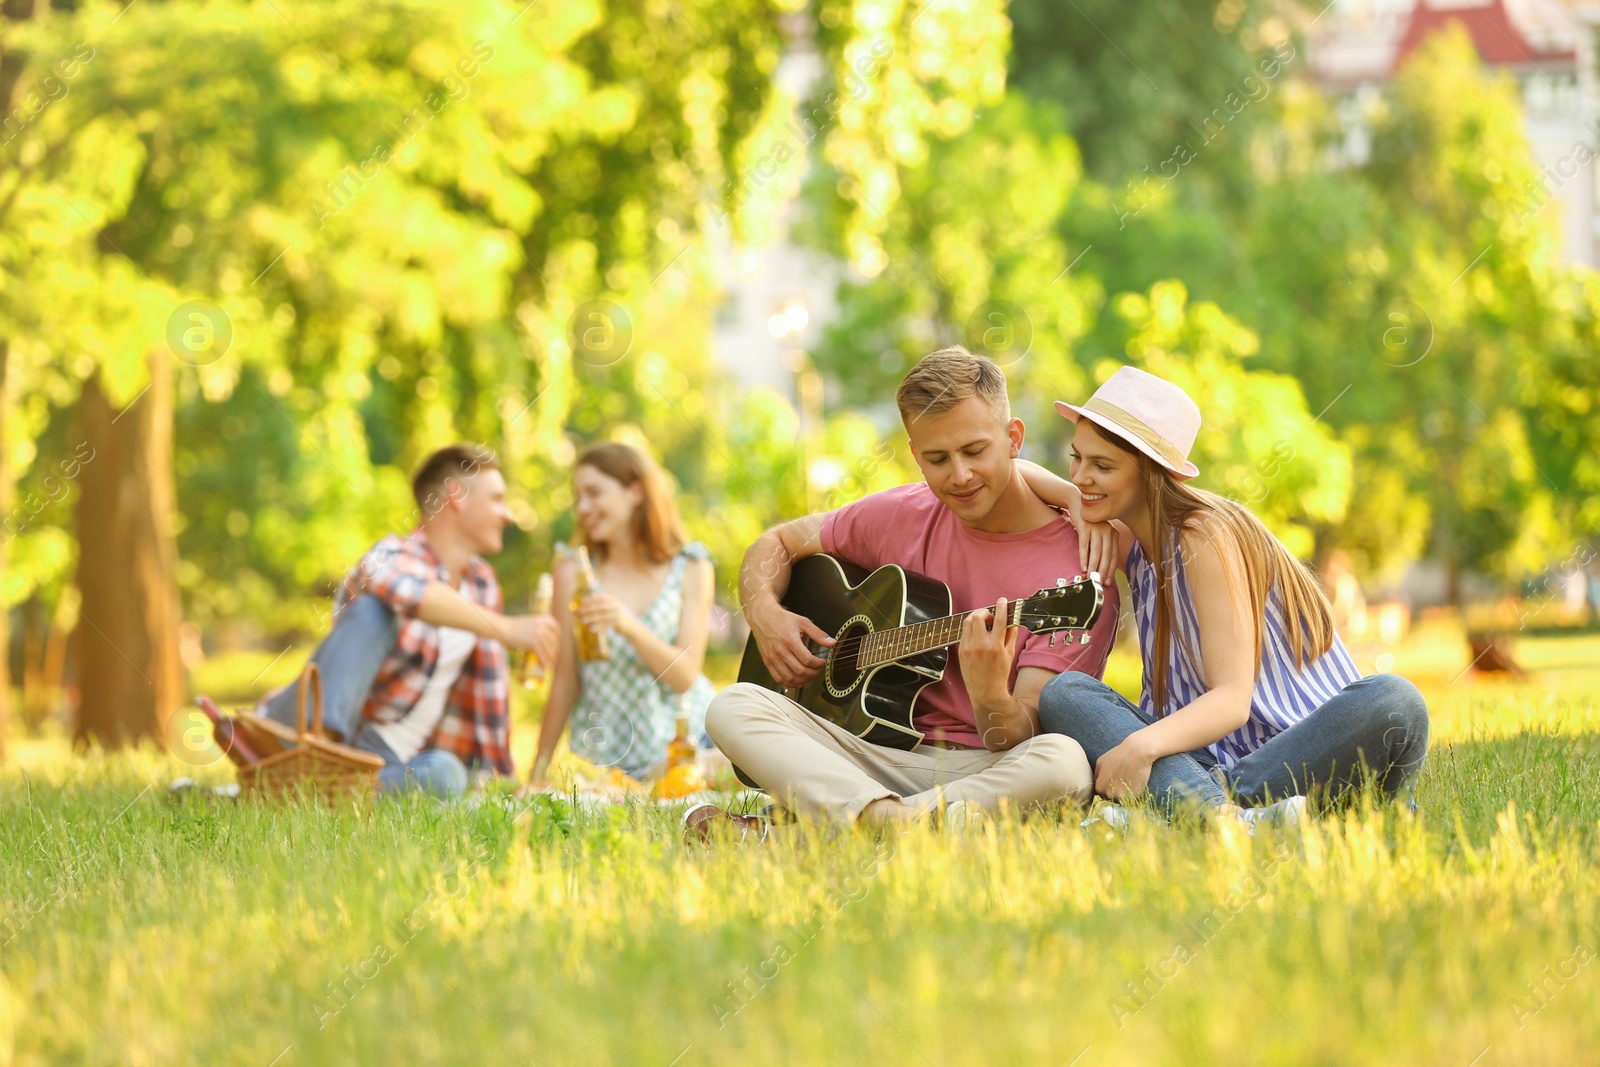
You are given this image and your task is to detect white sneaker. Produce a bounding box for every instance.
[942,799,987,834]
[1234,795,1308,834]
[1080,804,1134,834]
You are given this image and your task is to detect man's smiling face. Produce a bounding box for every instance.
[906,394,1025,526]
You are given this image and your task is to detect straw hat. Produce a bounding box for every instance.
[1054,366,1201,480]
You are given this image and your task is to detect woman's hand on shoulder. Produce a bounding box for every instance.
[1076,520,1121,580]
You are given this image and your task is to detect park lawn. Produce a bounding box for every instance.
[3,628,1599,1066]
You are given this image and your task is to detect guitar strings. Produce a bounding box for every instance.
[821,604,1037,663]
[804,584,1090,665]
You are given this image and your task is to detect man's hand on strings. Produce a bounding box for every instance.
[959,597,1019,705]
[748,600,834,688]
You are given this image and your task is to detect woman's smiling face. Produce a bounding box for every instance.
[1069,420,1145,524]
[573,463,642,547]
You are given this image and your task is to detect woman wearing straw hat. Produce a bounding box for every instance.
[1023,366,1429,823]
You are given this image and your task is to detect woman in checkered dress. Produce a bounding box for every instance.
[528,442,717,784]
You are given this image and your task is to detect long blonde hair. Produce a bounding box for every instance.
[1103,427,1337,714]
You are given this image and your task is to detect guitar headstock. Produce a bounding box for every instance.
[1015,573,1104,635]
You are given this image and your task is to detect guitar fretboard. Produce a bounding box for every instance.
[858,600,1028,669]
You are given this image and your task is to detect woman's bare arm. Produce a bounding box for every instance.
[1127,523,1257,758]
[1016,458,1082,514]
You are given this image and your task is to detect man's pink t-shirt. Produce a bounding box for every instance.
[819,483,1120,749]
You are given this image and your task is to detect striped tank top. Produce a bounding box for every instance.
[1127,539,1363,769]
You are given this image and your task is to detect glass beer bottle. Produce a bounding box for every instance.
[518,572,555,689]
[665,711,696,773]
[571,545,611,662]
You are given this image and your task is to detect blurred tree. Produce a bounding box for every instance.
[3,0,960,749]
[1525,274,1600,539]
[798,86,1350,539]
[0,0,104,756]
[0,0,783,743]
[6,1,532,744]
[1236,27,1586,597]
[1009,0,1289,183]
[802,91,1100,426]
[11,0,1588,762]
[1363,30,1593,597]
[1107,280,1350,555]
[1041,21,1598,597]
[808,0,1012,278]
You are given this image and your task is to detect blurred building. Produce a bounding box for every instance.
[1308,0,1600,267]
[707,14,839,399]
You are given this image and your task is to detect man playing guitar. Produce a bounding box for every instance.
[687,347,1123,837]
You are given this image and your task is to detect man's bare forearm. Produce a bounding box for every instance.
[416,581,510,641]
[969,667,1051,751]
[738,530,788,615]
[738,516,823,615]
[972,694,1035,751]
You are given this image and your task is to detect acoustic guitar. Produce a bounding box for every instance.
[737,554,1105,750]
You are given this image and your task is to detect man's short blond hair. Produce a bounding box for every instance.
[895,345,1011,426]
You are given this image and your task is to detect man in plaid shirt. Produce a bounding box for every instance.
[257,444,560,796]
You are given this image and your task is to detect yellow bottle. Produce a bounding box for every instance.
[652,712,704,799]
[666,712,696,772]
[571,545,611,662]
[518,572,554,689]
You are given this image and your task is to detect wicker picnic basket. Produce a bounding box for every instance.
[235,663,384,800]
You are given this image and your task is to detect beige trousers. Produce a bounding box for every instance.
[705,682,1094,823]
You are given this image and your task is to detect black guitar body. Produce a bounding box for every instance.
[737,554,953,750]
[728,553,1101,790]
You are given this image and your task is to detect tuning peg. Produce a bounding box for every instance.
[1079,632,1092,644]
[1089,570,1101,583]
[1056,577,1067,588]
[1047,633,1056,647]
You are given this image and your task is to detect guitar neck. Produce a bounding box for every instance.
[858,601,1029,669]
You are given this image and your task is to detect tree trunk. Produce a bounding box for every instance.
[1,0,54,765]
[0,339,11,763]
[74,354,183,749]
[1436,476,1462,608]
[32,593,72,730]
[1444,553,1462,610]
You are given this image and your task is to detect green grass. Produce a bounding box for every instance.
[4,629,1599,1065]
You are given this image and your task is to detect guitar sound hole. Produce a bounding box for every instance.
[824,617,872,698]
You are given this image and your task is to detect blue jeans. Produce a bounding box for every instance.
[350,724,469,800]
[263,595,468,799]
[1037,672,1429,814]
